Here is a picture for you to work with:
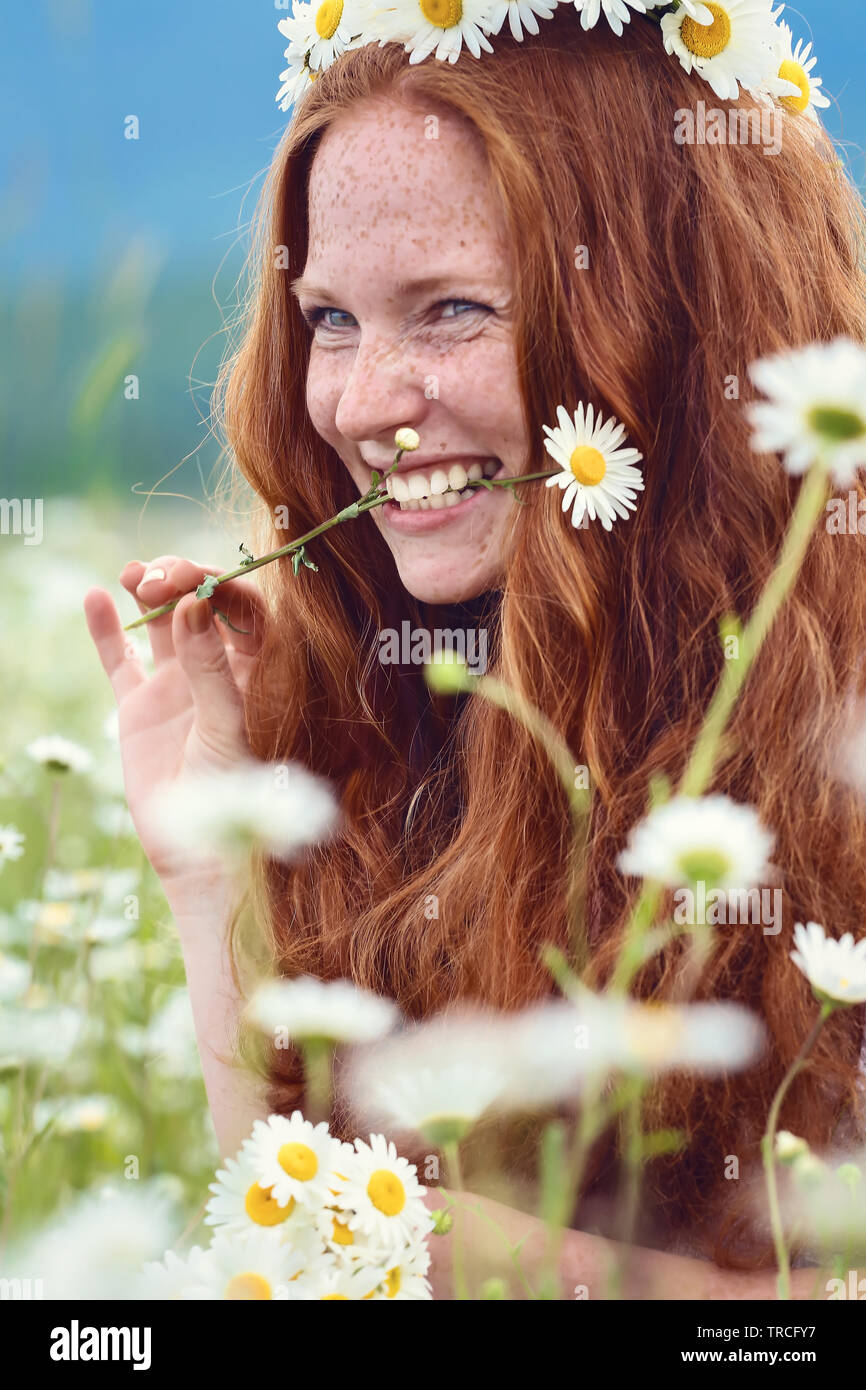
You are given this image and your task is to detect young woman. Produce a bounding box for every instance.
[84,7,866,1297]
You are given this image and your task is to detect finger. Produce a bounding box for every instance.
[171,592,249,761]
[83,588,148,703]
[119,557,182,667]
[156,558,266,656]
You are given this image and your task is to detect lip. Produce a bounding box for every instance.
[377,459,506,535]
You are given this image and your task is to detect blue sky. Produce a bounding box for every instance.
[1,0,864,285]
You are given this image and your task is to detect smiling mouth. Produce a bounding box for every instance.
[382,459,501,511]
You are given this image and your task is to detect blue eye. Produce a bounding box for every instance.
[439,299,486,318]
[302,306,357,330]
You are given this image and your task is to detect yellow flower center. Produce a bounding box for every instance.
[569,445,607,488]
[419,0,462,30]
[331,1217,355,1246]
[680,4,731,59]
[224,1272,272,1300]
[322,1293,349,1300]
[278,1141,318,1182]
[367,1169,406,1217]
[315,0,343,38]
[385,1266,402,1298]
[778,59,811,113]
[244,1182,294,1226]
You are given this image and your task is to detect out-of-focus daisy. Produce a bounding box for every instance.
[660,0,782,102]
[277,53,318,111]
[772,20,830,122]
[617,793,774,891]
[278,0,362,70]
[245,975,399,1047]
[351,1042,508,1144]
[484,0,556,42]
[26,735,92,774]
[334,1134,430,1248]
[4,1184,178,1300]
[376,0,496,65]
[370,1242,433,1299]
[775,1129,810,1165]
[206,1148,319,1246]
[790,921,866,1007]
[0,1005,83,1067]
[748,339,866,485]
[164,1230,317,1301]
[0,825,25,870]
[778,1149,866,1257]
[576,992,765,1075]
[141,758,339,871]
[543,402,644,532]
[0,951,30,1002]
[141,1245,217,1301]
[244,1111,344,1211]
[33,1094,115,1135]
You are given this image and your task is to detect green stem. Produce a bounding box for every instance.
[443,1142,470,1300]
[761,1004,833,1300]
[123,468,558,631]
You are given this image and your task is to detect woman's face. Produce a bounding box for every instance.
[296,98,529,605]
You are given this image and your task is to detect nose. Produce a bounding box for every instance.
[334,330,430,448]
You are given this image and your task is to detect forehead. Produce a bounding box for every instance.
[303,98,510,286]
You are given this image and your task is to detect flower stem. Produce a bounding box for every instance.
[761,1003,833,1299]
[443,1141,470,1300]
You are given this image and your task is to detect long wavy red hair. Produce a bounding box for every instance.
[217,12,866,1265]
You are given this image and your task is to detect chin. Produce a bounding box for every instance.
[394,563,496,607]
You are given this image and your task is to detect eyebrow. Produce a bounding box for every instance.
[289,273,493,300]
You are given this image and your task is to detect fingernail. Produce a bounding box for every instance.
[185,597,212,635]
[138,567,167,589]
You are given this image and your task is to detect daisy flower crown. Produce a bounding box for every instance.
[276,1,829,121]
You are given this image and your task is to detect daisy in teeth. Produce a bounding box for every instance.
[376,0,496,64]
[385,457,500,511]
[772,20,830,121]
[660,1,783,102]
[334,1134,431,1248]
[244,1111,345,1210]
[543,402,644,531]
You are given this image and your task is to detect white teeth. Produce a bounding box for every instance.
[467,462,483,481]
[429,469,449,495]
[458,488,473,501]
[427,493,447,510]
[417,497,431,510]
[391,474,410,502]
[447,463,468,491]
[407,472,429,500]
[443,492,460,507]
[405,499,421,511]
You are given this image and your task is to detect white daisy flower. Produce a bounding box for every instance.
[278,0,362,71]
[141,1245,216,1300]
[316,1262,387,1299]
[0,951,30,1002]
[206,1148,320,1242]
[245,975,400,1047]
[574,1,690,39]
[660,0,782,102]
[173,1230,319,1300]
[617,793,774,890]
[276,53,318,111]
[26,735,92,774]
[791,921,866,1007]
[352,1051,507,1145]
[576,991,766,1076]
[0,825,25,870]
[748,338,866,485]
[370,1242,433,1299]
[772,19,830,122]
[244,1111,345,1211]
[0,1005,83,1068]
[141,758,339,872]
[484,0,557,42]
[334,1134,431,1248]
[376,0,496,65]
[315,1204,392,1263]
[542,402,644,532]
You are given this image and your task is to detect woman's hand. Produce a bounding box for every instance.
[84,556,268,889]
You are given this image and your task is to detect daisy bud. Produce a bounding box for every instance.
[835,1162,862,1190]
[424,650,476,696]
[430,1209,453,1236]
[481,1277,507,1300]
[775,1130,809,1165]
[394,428,420,453]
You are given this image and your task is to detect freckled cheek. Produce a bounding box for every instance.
[305,358,346,442]
[436,343,523,441]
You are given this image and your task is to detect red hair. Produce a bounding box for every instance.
[218,13,866,1265]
